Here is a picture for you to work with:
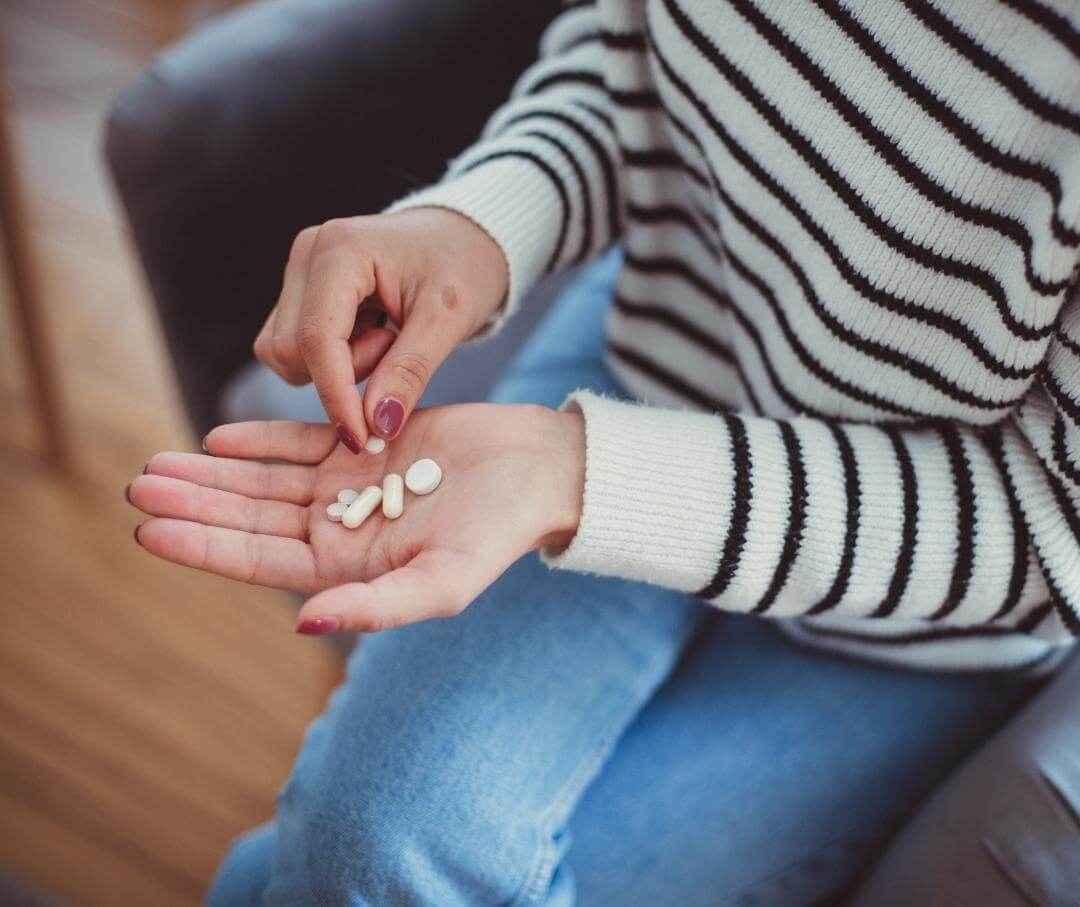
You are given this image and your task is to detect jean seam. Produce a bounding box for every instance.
[509,729,623,907]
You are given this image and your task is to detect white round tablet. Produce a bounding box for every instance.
[404,458,442,495]
[326,501,347,522]
[337,488,360,505]
[364,436,386,454]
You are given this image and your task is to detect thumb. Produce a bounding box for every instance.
[363,298,464,440]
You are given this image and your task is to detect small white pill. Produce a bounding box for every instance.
[326,501,347,522]
[404,458,442,496]
[382,473,404,519]
[337,488,360,505]
[364,436,386,454]
[342,485,382,529]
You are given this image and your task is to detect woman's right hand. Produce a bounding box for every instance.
[254,207,508,452]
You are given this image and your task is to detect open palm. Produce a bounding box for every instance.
[129,405,583,632]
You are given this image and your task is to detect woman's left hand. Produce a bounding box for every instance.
[126,405,584,634]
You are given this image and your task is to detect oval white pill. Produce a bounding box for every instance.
[382,473,404,519]
[326,501,347,522]
[404,458,442,496]
[342,485,382,529]
[337,488,360,505]
[364,436,386,454]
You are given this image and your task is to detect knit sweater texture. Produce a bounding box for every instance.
[390,0,1080,671]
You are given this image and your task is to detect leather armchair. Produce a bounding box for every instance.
[105,0,560,435]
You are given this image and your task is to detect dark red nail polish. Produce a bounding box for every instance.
[133,525,142,546]
[337,425,361,455]
[373,397,405,439]
[123,483,132,505]
[297,617,340,636]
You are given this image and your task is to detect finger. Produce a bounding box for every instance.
[128,474,308,540]
[135,518,319,592]
[204,421,338,464]
[268,227,320,384]
[363,289,468,439]
[144,452,316,504]
[300,231,377,447]
[296,549,489,634]
[350,327,396,384]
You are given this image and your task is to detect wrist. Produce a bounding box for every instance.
[408,207,509,334]
[535,410,586,551]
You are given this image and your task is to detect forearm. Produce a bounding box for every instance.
[387,1,624,327]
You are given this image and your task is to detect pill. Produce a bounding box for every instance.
[382,473,404,519]
[364,436,386,454]
[326,501,347,522]
[404,458,442,495]
[337,488,360,505]
[342,485,382,529]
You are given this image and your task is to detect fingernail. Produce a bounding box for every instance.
[201,436,209,452]
[142,463,149,474]
[373,397,405,439]
[297,617,340,636]
[123,483,132,505]
[133,524,142,546]
[337,425,362,455]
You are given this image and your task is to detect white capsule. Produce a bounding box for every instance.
[404,458,442,496]
[326,501,347,522]
[337,488,360,505]
[342,485,382,529]
[364,435,386,454]
[382,473,404,519]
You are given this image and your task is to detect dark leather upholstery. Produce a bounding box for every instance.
[105,0,560,434]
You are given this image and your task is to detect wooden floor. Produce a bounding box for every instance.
[0,3,342,905]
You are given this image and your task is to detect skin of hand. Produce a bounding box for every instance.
[126,406,585,634]
[253,208,509,453]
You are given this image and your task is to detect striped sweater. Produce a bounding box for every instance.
[390,0,1080,671]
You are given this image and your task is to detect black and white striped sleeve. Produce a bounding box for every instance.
[545,287,1080,646]
[387,1,624,330]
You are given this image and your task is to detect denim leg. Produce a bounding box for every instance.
[210,251,715,905]
[207,248,1038,906]
[563,614,1039,906]
[261,556,706,906]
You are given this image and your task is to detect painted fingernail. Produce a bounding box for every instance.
[133,524,142,546]
[123,483,132,505]
[373,397,405,439]
[337,425,362,455]
[297,617,340,636]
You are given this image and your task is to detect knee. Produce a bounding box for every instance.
[206,822,277,907]
[270,726,543,904]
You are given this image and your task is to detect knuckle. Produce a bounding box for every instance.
[316,217,354,247]
[388,351,430,393]
[296,319,325,357]
[289,226,319,263]
[271,333,299,366]
[356,613,389,634]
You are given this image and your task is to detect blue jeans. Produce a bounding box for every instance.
[208,252,1037,906]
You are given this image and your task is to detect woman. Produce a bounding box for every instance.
[126,1,1080,903]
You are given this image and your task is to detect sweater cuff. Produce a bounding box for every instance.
[386,155,564,336]
[542,390,734,593]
